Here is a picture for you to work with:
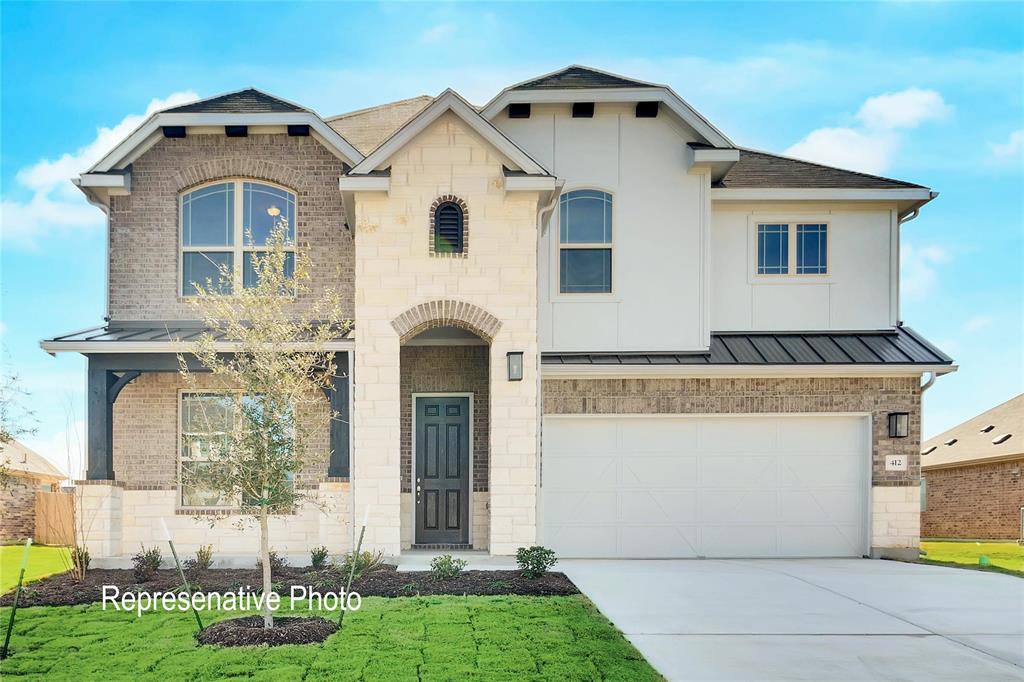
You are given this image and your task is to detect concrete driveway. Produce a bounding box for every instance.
[561,559,1024,681]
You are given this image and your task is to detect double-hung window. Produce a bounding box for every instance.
[756,222,828,276]
[559,190,613,293]
[180,180,296,296]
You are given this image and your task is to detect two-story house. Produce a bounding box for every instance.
[43,66,955,565]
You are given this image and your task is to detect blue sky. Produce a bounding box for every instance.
[1,1,1021,476]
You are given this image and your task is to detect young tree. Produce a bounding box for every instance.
[0,366,39,491]
[178,217,350,628]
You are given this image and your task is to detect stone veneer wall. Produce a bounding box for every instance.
[108,133,352,321]
[0,476,39,543]
[922,458,1024,540]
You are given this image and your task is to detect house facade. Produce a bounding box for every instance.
[921,394,1022,541]
[0,440,67,544]
[43,66,955,564]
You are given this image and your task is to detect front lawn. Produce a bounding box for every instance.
[0,545,70,594]
[921,541,1023,575]
[0,595,661,680]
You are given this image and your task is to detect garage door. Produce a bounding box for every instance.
[541,415,868,558]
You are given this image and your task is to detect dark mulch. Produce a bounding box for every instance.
[197,615,337,647]
[1,565,578,607]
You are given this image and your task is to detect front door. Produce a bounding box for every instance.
[415,396,470,545]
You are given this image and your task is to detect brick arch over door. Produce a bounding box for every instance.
[173,158,305,193]
[392,300,502,344]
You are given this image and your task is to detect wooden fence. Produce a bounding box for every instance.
[35,491,75,545]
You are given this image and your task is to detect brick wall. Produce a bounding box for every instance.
[0,476,38,543]
[400,345,489,493]
[922,458,1024,540]
[108,133,352,321]
[112,372,331,491]
[542,376,921,485]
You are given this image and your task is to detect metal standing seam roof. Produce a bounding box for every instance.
[42,323,353,346]
[541,328,952,366]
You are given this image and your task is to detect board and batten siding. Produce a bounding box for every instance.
[495,103,709,353]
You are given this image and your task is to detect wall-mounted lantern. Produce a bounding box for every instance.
[888,412,909,438]
[507,352,524,381]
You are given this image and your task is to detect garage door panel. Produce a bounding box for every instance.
[543,419,617,453]
[699,418,778,452]
[699,490,778,523]
[545,491,617,523]
[618,419,699,451]
[618,525,701,558]
[545,525,617,557]
[777,525,862,556]
[620,490,699,524]
[777,418,866,452]
[779,490,861,523]
[622,455,698,487]
[701,456,778,487]
[702,526,779,558]
[779,455,861,487]
[543,456,616,489]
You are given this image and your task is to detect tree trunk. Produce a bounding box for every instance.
[259,506,273,629]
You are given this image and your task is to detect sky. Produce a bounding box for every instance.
[1,1,1022,478]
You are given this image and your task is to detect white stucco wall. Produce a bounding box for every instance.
[495,103,709,352]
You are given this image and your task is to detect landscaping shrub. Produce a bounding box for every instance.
[310,545,329,570]
[516,545,557,578]
[255,550,288,574]
[337,550,386,581]
[429,554,467,581]
[184,544,214,575]
[132,545,162,582]
[71,546,91,575]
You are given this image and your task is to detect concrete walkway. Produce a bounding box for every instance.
[561,559,1024,681]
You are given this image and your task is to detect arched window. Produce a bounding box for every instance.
[180,180,296,295]
[433,201,465,254]
[558,189,612,293]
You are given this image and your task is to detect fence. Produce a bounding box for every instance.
[35,491,75,545]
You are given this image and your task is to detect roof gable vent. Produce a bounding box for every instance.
[980,424,995,433]
[635,101,659,118]
[572,102,595,118]
[508,103,531,119]
[993,433,1013,445]
[944,438,958,446]
[922,446,937,455]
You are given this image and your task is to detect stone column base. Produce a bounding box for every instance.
[871,485,920,560]
[75,481,124,559]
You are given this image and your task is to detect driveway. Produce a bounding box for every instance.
[561,559,1024,681]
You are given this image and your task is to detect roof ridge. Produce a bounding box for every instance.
[737,146,926,189]
[326,95,434,121]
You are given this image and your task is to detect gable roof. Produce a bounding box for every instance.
[715,148,927,190]
[511,65,658,90]
[922,394,1023,470]
[327,96,434,155]
[0,439,66,482]
[348,89,550,176]
[162,88,310,114]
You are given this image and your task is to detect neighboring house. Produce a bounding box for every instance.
[0,440,67,543]
[921,394,1023,541]
[42,65,955,564]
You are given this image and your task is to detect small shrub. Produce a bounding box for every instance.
[184,544,214,575]
[132,545,163,582]
[71,546,91,574]
[337,550,386,581]
[400,582,418,596]
[516,545,557,578]
[488,579,512,591]
[255,550,288,574]
[310,545,330,570]
[429,554,467,581]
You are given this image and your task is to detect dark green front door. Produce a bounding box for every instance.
[415,396,470,545]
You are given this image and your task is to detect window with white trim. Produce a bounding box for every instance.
[559,190,612,293]
[756,222,828,276]
[180,180,296,296]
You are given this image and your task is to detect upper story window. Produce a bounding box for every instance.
[756,222,828,276]
[180,180,296,296]
[559,190,613,293]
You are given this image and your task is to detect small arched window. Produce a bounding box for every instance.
[433,201,465,254]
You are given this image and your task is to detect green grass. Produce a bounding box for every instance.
[0,545,71,594]
[921,541,1023,575]
[0,595,661,680]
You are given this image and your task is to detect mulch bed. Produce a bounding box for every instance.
[197,615,337,647]
[0,565,578,607]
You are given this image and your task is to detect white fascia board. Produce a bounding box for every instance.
[504,175,558,192]
[693,148,740,164]
[480,87,734,148]
[350,90,549,176]
[710,188,935,202]
[542,363,958,378]
[338,175,390,192]
[77,173,130,189]
[40,339,355,354]
[89,113,363,172]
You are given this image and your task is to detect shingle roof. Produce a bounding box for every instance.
[163,88,311,114]
[715,148,926,190]
[327,96,434,155]
[0,439,66,482]
[512,65,657,91]
[542,328,952,367]
[922,394,1023,469]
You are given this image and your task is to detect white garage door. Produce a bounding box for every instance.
[541,415,868,558]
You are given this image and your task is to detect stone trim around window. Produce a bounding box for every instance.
[428,195,469,258]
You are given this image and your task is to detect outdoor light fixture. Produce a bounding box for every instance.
[888,412,909,438]
[507,352,524,381]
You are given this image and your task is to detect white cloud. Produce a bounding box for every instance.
[419,23,457,45]
[990,129,1023,160]
[901,242,950,301]
[784,88,952,174]
[1,90,199,250]
[963,314,994,332]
